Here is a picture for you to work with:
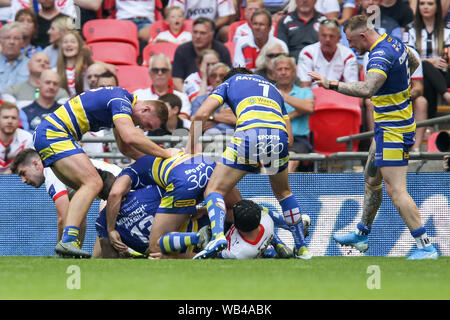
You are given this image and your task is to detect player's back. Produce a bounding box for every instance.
[48,87,135,140]
[210,74,288,133]
[367,34,415,133]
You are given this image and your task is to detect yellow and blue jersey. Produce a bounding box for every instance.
[45,86,136,141]
[118,152,216,214]
[366,33,415,134]
[210,74,290,133]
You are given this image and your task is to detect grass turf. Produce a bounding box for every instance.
[0,256,448,300]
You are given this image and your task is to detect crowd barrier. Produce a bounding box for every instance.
[0,173,448,257]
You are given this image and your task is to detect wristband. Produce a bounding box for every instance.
[329,81,339,90]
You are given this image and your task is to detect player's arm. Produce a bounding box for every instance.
[308,71,386,98]
[186,96,221,154]
[407,47,420,77]
[113,117,174,159]
[106,174,132,253]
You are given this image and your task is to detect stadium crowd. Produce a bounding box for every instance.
[0,0,449,173]
[0,0,447,260]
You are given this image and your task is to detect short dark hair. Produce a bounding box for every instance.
[98,71,118,86]
[233,200,261,232]
[96,168,116,200]
[251,8,272,27]
[223,67,253,81]
[11,148,39,174]
[193,17,215,32]
[159,93,182,111]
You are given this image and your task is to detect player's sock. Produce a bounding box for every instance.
[205,192,226,240]
[279,195,306,249]
[355,222,371,236]
[159,232,199,254]
[410,226,431,249]
[260,205,289,230]
[61,226,79,243]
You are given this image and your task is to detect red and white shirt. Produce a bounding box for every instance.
[66,66,76,97]
[233,35,288,69]
[44,159,122,202]
[152,28,192,45]
[115,0,155,22]
[0,128,33,174]
[183,72,214,102]
[297,42,359,87]
[133,84,192,118]
[219,211,274,259]
[168,0,235,21]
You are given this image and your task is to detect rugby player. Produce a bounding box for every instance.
[309,15,438,260]
[33,86,179,258]
[187,67,312,260]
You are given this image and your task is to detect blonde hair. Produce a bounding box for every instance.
[164,6,185,18]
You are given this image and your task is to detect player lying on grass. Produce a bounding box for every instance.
[152,199,311,259]
[11,148,121,257]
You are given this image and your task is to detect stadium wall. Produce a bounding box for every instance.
[1,173,449,257]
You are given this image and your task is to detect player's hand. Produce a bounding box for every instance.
[166,147,182,157]
[308,72,330,89]
[108,230,128,254]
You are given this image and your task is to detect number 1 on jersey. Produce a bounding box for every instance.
[258,83,270,97]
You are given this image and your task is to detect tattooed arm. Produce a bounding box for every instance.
[406,46,420,76]
[308,71,386,98]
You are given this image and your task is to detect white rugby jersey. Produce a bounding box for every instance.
[115,0,155,21]
[219,211,274,259]
[133,86,192,118]
[233,35,288,69]
[315,0,340,16]
[403,27,450,59]
[183,72,214,102]
[168,0,235,20]
[0,128,33,174]
[297,41,359,87]
[152,29,192,45]
[44,159,122,202]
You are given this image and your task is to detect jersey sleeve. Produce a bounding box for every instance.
[366,50,392,78]
[44,168,68,202]
[117,155,155,189]
[109,89,135,122]
[209,81,229,106]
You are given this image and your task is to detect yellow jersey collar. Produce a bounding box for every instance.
[370,33,387,52]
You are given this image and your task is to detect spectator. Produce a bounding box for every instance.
[2,52,69,109]
[43,16,73,68]
[86,63,107,89]
[409,0,450,19]
[15,8,42,58]
[273,54,315,172]
[297,18,358,87]
[404,0,450,118]
[36,0,69,48]
[230,0,268,43]
[191,62,236,137]
[315,0,341,19]
[277,0,327,63]
[98,71,119,87]
[380,0,414,31]
[184,49,220,103]
[151,6,192,45]
[73,0,103,29]
[233,8,288,69]
[56,30,94,97]
[115,0,155,42]
[167,0,236,42]
[147,93,191,148]
[0,101,34,174]
[254,41,304,85]
[21,69,61,133]
[338,0,358,25]
[0,22,29,93]
[172,17,232,91]
[134,53,191,119]
[359,0,402,40]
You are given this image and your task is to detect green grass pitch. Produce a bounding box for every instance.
[0,256,449,300]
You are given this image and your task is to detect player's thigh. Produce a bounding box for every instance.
[51,153,102,190]
[204,163,247,196]
[149,213,191,251]
[380,165,408,196]
[268,167,292,200]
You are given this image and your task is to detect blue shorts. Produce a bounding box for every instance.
[158,155,216,214]
[374,127,414,167]
[33,118,84,167]
[221,128,290,174]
